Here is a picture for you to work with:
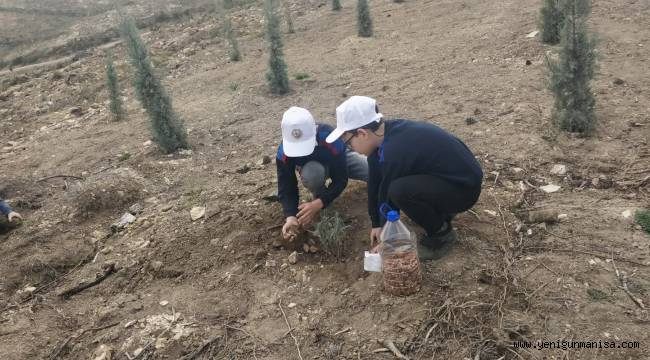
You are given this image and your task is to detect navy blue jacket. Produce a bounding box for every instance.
[0,200,12,216]
[276,123,348,217]
[368,119,483,227]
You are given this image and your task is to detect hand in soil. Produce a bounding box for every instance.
[297,199,323,227]
[282,216,300,241]
[8,211,22,223]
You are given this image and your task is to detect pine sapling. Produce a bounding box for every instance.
[264,0,290,94]
[119,17,189,153]
[357,0,373,37]
[540,0,565,44]
[332,0,341,11]
[223,16,241,61]
[105,51,125,121]
[546,0,597,135]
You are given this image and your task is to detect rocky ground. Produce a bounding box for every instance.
[0,0,649,359]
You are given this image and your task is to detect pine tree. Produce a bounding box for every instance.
[223,16,241,61]
[119,17,189,153]
[546,0,597,135]
[264,0,290,94]
[539,0,565,44]
[105,51,125,121]
[332,0,341,11]
[223,0,233,10]
[357,0,373,37]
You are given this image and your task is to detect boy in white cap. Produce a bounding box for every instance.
[326,96,483,260]
[277,107,368,240]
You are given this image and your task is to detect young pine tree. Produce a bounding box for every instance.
[223,16,241,61]
[264,0,290,94]
[332,0,341,11]
[539,0,565,44]
[105,51,125,121]
[119,17,189,153]
[357,0,373,37]
[223,0,233,10]
[547,0,597,135]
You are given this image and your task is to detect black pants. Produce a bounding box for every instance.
[388,175,481,236]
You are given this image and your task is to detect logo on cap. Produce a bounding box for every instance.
[291,129,303,139]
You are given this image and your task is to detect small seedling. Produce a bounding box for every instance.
[635,209,650,234]
[314,209,349,260]
[229,82,239,91]
[586,288,611,302]
[294,73,309,80]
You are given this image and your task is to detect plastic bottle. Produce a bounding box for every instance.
[380,210,421,296]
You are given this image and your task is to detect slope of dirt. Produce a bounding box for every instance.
[1,0,649,359]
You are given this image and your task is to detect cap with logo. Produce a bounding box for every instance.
[326,96,383,143]
[281,106,318,157]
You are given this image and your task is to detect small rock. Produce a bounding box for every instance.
[550,164,567,176]
[236,164,251,174]
[190,206,206,221]
[70,106,83,117]
[161,204,173,212]
[178,149,193,156]
[110,213,137,232]
[287,302,297,308]
[526,30,539,38]
[150,261,163,272]
[133,348,144,357]
[303,243,310,253]
[93,344,113,360]
[557,213,569,221]
[613,78,625,85]
[483,210,498,217]
[308,245,319,253]
[621,210,633,219]
[265,260,277,267]
[129,203,144,215]
[143,140,153,147]
[24,286,37,293]
[540,184,561,193]
[124,320,137,328]
[159,300,169,306]
[259,155,272,165]
[592,176,612,189]
[288,251,298,264]
[210,238,221,246]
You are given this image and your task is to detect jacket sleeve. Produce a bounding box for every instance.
[316,150,348,208]
[367,154,381,228]
[276,158,299,217]
[0,200,12,216]
[375,157,408,227]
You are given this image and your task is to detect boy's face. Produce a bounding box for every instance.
[342,129,377,156]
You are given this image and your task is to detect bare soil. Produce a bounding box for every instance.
[1,0,649,359]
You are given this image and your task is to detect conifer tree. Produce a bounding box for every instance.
[264,0,290,94]
[223,16,241,61]
[540,0,565,44]
[119,17,189,153]
[547,0,597,134]
[105,51,125,121]
[332,0,341,11]
[357,0,372,37]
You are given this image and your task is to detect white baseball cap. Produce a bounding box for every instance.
[281,107,317,157]
[326,96,383,143]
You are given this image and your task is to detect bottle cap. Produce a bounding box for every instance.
[387,210,399,222]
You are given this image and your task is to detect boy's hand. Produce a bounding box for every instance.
[8,211,22,222]
[282,217,300,240]
[369,227,382,251]
[297,199,323,227]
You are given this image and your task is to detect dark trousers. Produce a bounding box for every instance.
[388,175,481,236]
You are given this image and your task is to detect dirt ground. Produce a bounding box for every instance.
[1,0,649,359]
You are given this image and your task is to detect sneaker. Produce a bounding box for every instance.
[417,223,457,261]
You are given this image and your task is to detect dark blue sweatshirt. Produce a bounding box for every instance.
[0,200,13,216]
[368,119,483,227]
[276,123,348,217]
